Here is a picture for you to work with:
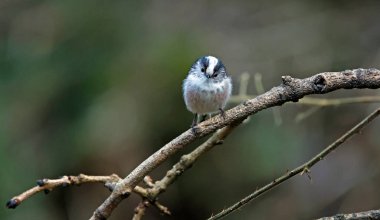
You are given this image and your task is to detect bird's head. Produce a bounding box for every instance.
[189,55,228,82]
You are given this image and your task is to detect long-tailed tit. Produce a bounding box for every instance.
[183,55,232,129]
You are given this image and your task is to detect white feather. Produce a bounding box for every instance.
[206,56,219,75]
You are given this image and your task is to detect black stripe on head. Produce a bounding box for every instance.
[200,56,209,68]
[214,59,225,72]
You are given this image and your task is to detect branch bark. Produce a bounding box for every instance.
[90,68,380,219]
[6,174,172,216]
[6,174,121,209]
[316,209,380,220]
[230,94,380,106]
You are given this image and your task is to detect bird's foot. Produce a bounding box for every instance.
[191,113,200,135]
[219,108,226,120]
[191,125,200,135]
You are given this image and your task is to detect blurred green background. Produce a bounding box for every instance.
[1,0,380,219]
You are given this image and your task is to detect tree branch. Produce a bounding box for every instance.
[208,107,380,220]
[129,124,238,219]
[6,174,120,209]
[316,209,380,220]
[230,72,380,107]
[146,124,238,198]
[230,94,380,106]
[5,174,150,209]
[89,68,380,219]
[6,173,174,219]
[132,201,149,220]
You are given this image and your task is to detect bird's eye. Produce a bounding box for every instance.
[201,68,205,72]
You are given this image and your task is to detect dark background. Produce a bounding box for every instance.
[1,0,380,219]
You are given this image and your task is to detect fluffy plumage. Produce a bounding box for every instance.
[183,56,232,125]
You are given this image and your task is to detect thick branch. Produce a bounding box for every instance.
[316,209,380,220]
[91,68,380,219]
[208,107,380,220]
[230,95,380,106]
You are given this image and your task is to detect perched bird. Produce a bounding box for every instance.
[183,55,232,129]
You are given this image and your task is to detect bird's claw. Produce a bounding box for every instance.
[191,125,200,135]
[219,108,226,120]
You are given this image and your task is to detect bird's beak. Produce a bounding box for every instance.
[205,68,213,78]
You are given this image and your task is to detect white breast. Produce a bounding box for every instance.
[183,75,232,114]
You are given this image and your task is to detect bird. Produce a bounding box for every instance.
[183,55,232,130]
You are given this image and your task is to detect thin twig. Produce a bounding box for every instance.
[294,96,380,122]
[239,72,250,97]
[208,107,380,220]
[5,174,150,209]
[5,173,173,218]
[6,174,121,209]
[316,209,380,220]
[254,73,283,125]
[299,96,380,106]
[253,73,265,94]
[295,106,322,123]
[132,201,149,220]
[147,124,238,198]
